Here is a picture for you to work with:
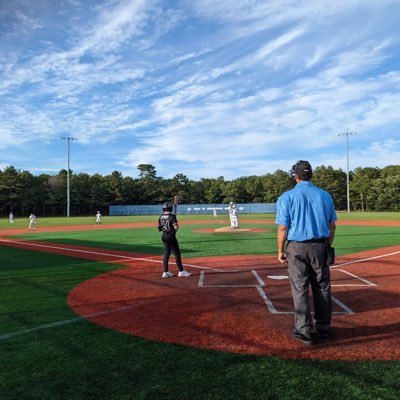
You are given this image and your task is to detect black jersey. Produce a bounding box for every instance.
[158,213,178,235]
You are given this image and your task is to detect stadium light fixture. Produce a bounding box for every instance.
[338,129,357,213]
[59,136,78,217]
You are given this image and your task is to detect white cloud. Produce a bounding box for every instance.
[0,0,400,178]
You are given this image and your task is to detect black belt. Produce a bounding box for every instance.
[289,238,327,244]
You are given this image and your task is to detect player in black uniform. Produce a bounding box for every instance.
[158,202,191,278]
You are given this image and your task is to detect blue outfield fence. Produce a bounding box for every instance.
[110,203,277,216]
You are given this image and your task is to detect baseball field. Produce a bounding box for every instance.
[0,212,399,399]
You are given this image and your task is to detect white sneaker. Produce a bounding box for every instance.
[162,272,174,278]
[178,270,192,277]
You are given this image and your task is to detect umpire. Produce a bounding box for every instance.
[275,160,337,345]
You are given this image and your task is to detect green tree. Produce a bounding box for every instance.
[224,177,249,203]
[121,176,140,204]
[47,172,66,216]
[104,171,125,205]
[351,167,381,211]
[137,164,157,179]
[313,166,347,210]
[170,174,191,203]
[201,177,226,203]
[243,175,266,203]
[89,174,109,214]
[18,171,44,215]
[0,166,23,213]
[262,170,293,202]
[372,165,400,210]
[71,173,92,215]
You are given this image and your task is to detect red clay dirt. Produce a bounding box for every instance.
[1,219,399,361]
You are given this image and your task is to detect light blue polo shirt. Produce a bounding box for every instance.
[275,181,337,242]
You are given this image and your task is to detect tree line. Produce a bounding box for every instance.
[0,163,399,217]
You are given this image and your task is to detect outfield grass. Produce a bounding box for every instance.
[1,211,399,231]
[0,215,399,399]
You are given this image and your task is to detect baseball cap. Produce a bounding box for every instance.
[291,160,312,179]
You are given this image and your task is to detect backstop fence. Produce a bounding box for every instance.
[110,203,277,216]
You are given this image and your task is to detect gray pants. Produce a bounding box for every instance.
[286,241,332,334]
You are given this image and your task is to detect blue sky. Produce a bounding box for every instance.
[1,0,399,180]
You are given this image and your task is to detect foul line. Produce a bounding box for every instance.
[0,238,223,272]
[331,250,400,269]
[0,304,141,340]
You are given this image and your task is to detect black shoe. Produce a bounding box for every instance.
[292,329,316,346]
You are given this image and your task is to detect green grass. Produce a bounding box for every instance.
[1,216,400,399]
[335,211,400,221]
[1,211,399,231]
[9,222,400,258]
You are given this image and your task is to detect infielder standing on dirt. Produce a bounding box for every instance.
[158,201,191,278]
[276,160,337,346]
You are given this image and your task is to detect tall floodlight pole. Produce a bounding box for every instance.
[338,129,357,213]
[60,137,78,217]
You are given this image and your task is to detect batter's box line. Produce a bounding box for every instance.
[257,286,354,315]
[198,271,354,315]
[332,268,376,287]
[197,270,265,288]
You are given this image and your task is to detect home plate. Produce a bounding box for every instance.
[267,275,289,280]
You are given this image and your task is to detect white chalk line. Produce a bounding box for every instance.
[256,287,353,315]
[0,304,141,340]
[331,250,400,269]
[0,239,397,339]
[0,238,222,272]
[332,269,376,287]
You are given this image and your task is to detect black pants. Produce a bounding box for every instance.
[162,234,183,272]
[286,241,332,334]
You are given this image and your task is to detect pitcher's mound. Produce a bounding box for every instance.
[214,226,251,233]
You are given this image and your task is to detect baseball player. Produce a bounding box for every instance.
[228,201,234,227]
[230,205,239,228]
[9,212,14,224]
[95,211,102,225]
[158,201,191,278]
[28,213,37,231]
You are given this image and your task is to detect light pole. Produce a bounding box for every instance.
[60,136,78,217]
[338,129,357,213]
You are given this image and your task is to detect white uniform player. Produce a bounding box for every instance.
[228,202,237,227]
[28,213,37,230]
[227,202,233,227]
[230,205,239,228]
[96,211,102,225]
[9,212,14,223]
